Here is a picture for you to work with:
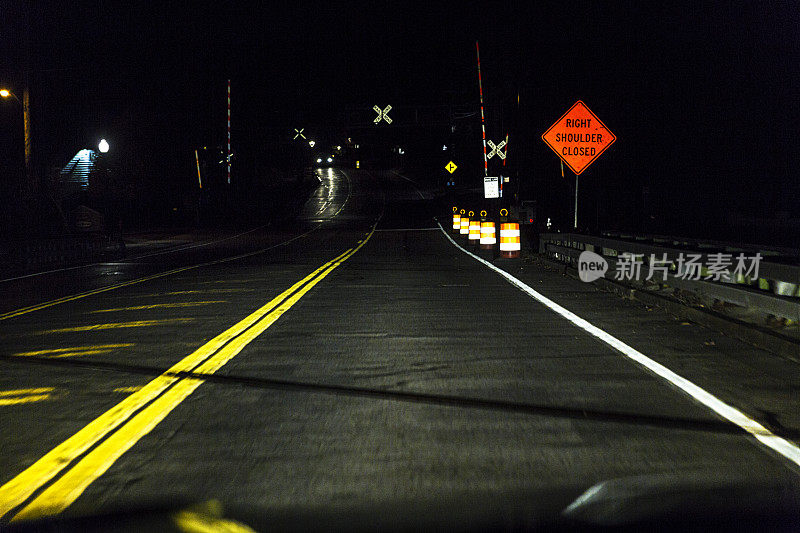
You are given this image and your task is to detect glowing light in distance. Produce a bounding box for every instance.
[309,140,316,148]
[316,158,322,163]
[326,157,332,163]
[98,139,110,153]
[0,89,9,98]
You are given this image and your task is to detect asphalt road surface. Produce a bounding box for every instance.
[1,168,799,531]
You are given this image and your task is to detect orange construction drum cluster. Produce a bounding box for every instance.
[449,206,520,259]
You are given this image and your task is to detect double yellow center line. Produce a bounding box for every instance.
[0,230,374,523]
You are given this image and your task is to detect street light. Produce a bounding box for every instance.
[98,139,109,153]
[0,89,21,104]
[0,89,20,104]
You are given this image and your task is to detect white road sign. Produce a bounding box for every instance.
[483,176,499,198]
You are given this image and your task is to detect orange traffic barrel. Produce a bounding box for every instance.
[480,221,496,250]
[468,218,481,245]
[499,222,521,258]
[459,215,470,236]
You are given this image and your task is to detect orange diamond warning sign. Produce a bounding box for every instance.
[542,100,615,175]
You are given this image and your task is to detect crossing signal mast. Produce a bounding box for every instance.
[475,41,489,178]
[475,42,510,200]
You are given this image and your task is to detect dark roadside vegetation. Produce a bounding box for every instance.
[0,154,321,278]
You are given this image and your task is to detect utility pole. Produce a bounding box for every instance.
[23,0,33,191]
[1,88,31,190]
[227,79,231,185]
[23,85,31,187]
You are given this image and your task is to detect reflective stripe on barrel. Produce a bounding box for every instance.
[499,222,520,257]
[468,219,481,242]
[460,217,470,235]
[452,214,461,231]
[480,222,496,246]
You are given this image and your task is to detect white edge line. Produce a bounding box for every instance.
[438,221,800,469]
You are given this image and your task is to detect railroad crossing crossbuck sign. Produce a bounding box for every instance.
[541,100,615,175]
[293,128,305,140]
[487,139,506,159]
[373,105,392,124]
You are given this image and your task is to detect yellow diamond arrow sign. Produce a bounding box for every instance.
[445,161,457,174]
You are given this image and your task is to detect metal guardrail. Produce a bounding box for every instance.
[539,233,800,322]
[601,230,800,259]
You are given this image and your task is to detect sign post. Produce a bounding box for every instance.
[542,100,615,230]
[574,172,579,229]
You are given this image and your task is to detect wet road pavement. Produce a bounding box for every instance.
[0,168,798,530]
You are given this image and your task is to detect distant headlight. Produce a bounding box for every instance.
[327,157,332,163]
[316,158,322,163]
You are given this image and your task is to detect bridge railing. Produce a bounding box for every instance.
[538,232,800,323]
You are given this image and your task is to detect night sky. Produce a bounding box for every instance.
[1,1,798,238]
